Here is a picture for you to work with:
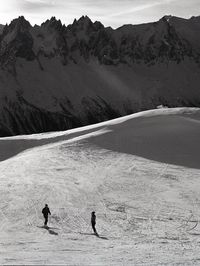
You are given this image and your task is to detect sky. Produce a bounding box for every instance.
[0,0,200,28]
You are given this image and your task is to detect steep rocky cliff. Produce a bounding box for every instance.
[0,15,200,136]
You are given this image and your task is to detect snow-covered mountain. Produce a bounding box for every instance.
[0,15,200,136]
[1,108,200,264]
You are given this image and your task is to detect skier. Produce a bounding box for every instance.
[91,211,98,236]
[42,204,51,226]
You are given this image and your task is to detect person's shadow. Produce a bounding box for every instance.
[97,235,108,240]
[80,232,108,240]
[37,226,58,235]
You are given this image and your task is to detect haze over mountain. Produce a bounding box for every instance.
[0,15,200,136]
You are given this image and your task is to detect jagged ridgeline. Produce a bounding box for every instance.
[0,15,200,136]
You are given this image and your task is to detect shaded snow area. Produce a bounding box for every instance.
[1,108,200,265]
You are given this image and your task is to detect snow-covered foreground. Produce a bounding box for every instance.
[1,108,200,265]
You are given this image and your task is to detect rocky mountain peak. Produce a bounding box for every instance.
[190,15,200,22]
[71,15,94,32]
[0,16,34,65]
[4,16,31,34]
[0,15,199,136]
[41,16,63,31]
[161,15,173,23]
[0,14,199,67]
[75,15,92,25]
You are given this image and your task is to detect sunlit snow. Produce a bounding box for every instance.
[0,107,200,265]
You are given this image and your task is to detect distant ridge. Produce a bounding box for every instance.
[0,15,200,137]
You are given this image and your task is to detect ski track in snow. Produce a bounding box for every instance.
[0,108,200,265]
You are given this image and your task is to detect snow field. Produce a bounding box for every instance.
[0,108,200,265]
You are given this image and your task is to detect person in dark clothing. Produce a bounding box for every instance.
[91,211,98,235]
[42,204,51,226]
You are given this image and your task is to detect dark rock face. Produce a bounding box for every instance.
[0,15,200,136]
[0,16,35,69]
[2,15,199,67]
[1,100,81,137]
[0,94,122,137]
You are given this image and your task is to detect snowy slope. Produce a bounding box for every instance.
[0,15,200,136]
[1,108,200,265]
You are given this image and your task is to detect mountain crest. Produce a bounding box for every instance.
[0,15,199,137]
[161,15,173,22]
[41,16,63,30]
[72,15,93,30]
[0,14,199,66]
[7,16,31,32]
